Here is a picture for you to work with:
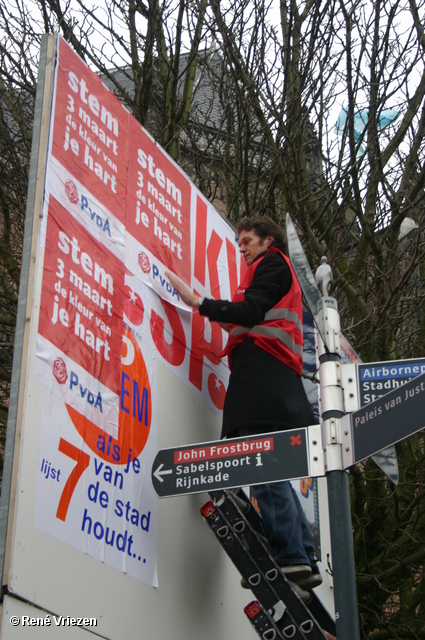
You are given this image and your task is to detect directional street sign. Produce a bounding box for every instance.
[151,426,323,498]
[286,214,326,343]
[356,357,425,406]
[340,349,401,484]
[286,213,337,346]
[342,371,425,468]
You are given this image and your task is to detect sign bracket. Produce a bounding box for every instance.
[341,415,354,469]
[307,425,325,478]
[340,363,359,413]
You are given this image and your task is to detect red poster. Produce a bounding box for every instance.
[38,197,124,393]
[51,39,129,224]
[126,119,191,283]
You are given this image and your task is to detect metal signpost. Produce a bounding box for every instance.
[285,214,361,640]
[152,426,323,498]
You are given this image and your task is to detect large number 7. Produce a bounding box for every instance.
[56,438,90,522]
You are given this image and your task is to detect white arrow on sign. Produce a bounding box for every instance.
[153,463,173,483]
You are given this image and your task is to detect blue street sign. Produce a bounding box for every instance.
[357,357,425,406]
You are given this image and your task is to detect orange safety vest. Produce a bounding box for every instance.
[221,247,304,375]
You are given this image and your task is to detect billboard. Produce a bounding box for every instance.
[24,37,243,588]
[2,35,334,638]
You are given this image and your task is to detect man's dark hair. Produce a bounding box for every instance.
[236,215,286,251]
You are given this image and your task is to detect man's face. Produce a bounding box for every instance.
[238,229,273,266]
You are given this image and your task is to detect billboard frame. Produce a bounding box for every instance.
[0,35,57,592]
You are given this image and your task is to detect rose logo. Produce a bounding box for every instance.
[53,358,68,384]
[65,180,78,204]
[123,285,145,326]
[208,373,226,410]
[138,252,151,274]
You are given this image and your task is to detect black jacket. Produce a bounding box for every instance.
[199,251,315,438]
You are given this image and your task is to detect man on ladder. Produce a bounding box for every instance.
[168,215,322,596]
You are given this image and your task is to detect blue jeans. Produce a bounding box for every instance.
[254,480,316,566]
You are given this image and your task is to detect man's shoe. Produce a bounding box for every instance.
[297,562,323,590]
[279,564,312,582]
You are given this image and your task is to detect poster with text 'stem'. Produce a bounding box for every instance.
[35,37,158,586]
[33,36,245,587]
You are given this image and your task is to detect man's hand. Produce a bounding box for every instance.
[166,270,201,309]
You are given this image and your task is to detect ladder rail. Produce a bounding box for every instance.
[201,490,334,640]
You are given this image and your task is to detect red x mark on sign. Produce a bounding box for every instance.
[290,435,302,447]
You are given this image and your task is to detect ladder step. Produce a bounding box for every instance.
[201,490,335,640]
